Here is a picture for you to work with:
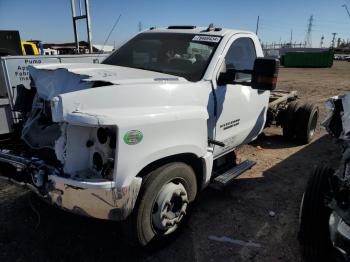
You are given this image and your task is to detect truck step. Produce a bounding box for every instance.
[211,160,256,189]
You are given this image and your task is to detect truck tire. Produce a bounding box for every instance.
[124,162,197,247]
[282,101,301,139]
[298,165,334,262]
[296,103,319,144]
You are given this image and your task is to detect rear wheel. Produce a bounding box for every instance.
[296,103,319,144]
[282,101,301,139]
[124,162,197,246]
[298,165,334,262]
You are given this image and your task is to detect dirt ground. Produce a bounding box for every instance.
[1,61,350,262]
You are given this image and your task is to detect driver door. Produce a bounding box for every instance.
[213,36,270,158]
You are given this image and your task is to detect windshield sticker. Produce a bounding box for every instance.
[192,35,221,43]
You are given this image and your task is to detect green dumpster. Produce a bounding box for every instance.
[281,50,333,68]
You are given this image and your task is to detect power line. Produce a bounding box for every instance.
[98,14,122,57]
[342,4,350,19]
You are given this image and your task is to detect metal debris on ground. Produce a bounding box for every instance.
[208,235,261,248]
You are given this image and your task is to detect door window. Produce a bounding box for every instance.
[224,37,256,80]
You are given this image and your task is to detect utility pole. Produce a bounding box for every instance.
[304,15,313,48]
[70,0,93,54]
[138,21,142,32]
[320,35,324,48]
[290,29,293,45]
[331,32,337,48]
[337,37,342,48]
[255,16,260,36]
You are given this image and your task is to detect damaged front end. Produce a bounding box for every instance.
[0,65,141,221]
[322,93,350,260]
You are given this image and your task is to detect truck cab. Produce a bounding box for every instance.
[0,25,279,246]
[101,25,272,159]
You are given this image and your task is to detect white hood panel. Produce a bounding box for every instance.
[29,63,184,100]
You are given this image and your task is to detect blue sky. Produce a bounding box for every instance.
[1,0,350,48]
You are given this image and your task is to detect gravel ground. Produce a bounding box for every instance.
[0,61,349,262]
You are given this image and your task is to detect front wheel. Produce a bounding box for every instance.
[124,162,197,246]
[298,165,334,261]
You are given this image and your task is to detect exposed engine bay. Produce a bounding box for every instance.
[5,66,117,182]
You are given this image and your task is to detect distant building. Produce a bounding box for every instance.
[43,48,59,55]
[92,44,114,53]
[43,41,115,55]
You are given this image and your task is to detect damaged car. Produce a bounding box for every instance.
[299,93,350,262]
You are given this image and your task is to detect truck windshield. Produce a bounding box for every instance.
[103,33,221,82]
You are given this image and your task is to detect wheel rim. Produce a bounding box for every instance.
[152,181,189,235]
[309,111,318,138]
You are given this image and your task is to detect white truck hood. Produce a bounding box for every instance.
[29,63,185,100]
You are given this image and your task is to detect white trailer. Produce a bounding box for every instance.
[0,54,108,134]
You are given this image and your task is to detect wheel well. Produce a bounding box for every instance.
[136,153,204,190]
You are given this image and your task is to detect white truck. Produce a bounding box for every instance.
[0,25,319,246]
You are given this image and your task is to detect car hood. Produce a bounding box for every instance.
[29,63,186,100]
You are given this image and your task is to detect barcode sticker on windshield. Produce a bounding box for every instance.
[192,35,221,43]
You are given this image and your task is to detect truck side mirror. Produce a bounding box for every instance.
[217,69,236,86]
[251,58,279,90]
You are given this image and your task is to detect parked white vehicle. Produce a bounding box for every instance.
[0,25,318,246]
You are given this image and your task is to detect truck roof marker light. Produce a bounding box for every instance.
[167,25,196,29]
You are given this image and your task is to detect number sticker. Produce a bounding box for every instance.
[192,35,221,43]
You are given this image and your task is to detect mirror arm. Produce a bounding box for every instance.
[218,69,254,86]
[232,81,251,86]
[233,69,253,74]
[230,69,253,86]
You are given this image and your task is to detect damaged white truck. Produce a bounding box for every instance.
[0,25,319,246]
[299,94,350,262]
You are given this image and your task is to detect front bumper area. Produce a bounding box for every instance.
[0,152,141,221]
